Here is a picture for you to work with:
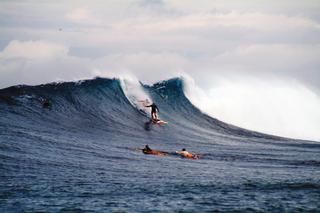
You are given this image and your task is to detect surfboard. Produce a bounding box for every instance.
[152,119,168,125]
[176,151,199,159]
[142,149,168,156]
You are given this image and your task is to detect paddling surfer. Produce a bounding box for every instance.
[176,148,199,159]
[142,144,152,152]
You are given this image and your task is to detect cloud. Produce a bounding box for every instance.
[0,40,68,60]
[92,52,188,82]
[109,11,319,35]
[0,40,91,88]
[65,8,101,25]
[138,0,165,7]
[1,39,319,91]
[202,44,320,88]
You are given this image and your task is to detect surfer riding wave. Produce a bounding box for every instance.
[145,102,159,121]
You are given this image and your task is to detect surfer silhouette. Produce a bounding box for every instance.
[145,103,159,121]
[142,144,152,152]
[41,98,51,109]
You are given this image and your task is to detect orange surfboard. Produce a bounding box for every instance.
[142,149,168,156]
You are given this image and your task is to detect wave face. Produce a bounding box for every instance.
[0,77,319,212]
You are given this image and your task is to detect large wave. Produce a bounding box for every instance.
[0,77,288,143]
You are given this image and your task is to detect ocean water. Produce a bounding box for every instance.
[0,78,319,212]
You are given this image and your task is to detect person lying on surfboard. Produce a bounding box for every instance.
[176,148,199,159]
[142,145,168,156]
[145,102,159,121]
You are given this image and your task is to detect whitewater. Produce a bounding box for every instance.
[0,77,319,212]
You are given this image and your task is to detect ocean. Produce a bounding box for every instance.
[0,77,319,212]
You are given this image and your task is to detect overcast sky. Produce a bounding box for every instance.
[0,0,320,140]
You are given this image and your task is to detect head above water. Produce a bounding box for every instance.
[182,148,186,151]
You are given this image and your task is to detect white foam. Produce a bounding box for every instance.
[183,74,320,142]
[119,75,152,115]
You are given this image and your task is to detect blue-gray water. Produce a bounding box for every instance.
[0,78,319,212]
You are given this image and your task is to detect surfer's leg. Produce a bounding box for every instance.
[152,112,158,120]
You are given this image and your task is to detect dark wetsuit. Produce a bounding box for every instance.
[146,103,159,114]
[146,103,159,120]
[143,145,151,151]
[142,145,152,153]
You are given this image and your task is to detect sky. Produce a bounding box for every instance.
[0,0,320,141]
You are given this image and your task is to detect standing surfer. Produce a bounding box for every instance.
[145,102,159,121]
